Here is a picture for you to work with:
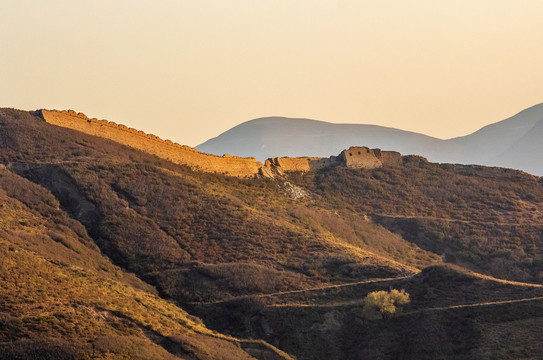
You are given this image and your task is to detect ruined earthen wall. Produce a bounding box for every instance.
[41,110,261,177]
[308,156,337,170]
[275,157,322,172]
[260,156,338,177]
[341,147,403,169]
[380,151,402,166]
[40,110,404,178]
[342,147,383,169]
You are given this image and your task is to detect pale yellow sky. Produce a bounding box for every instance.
[1,1,543,146]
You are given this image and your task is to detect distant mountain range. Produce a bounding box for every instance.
[197,103,543,175]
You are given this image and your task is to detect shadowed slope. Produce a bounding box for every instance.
[190,265,543,360]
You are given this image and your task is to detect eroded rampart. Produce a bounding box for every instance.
[39,110,405,178]
[340,146,402,169]
[40,110,261,177]
[260,156,336,177]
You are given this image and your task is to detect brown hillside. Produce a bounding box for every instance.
[309,163,543,284]
[4,107,543,359]
[0,166,292,360]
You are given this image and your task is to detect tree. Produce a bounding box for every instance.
[362,289,410,319]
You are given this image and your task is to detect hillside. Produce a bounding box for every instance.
[3,107,543,359]
[0,166,290,360]
[0,108,435,358]
[197,103,543,175]
[309,162,543,283]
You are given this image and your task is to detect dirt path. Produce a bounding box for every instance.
[268,296,543,313]
[192,271,543,307]
[419,296,543,313]
[191,276,410,306]
[372,213,542,227]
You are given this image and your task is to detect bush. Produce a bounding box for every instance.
[363,289,410,319]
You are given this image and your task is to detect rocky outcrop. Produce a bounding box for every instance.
[38,110,405,178]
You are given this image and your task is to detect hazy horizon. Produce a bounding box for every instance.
[2,1,543,147]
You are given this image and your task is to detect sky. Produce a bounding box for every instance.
[1,1,543,147]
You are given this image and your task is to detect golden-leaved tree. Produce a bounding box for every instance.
[363,289,410,319]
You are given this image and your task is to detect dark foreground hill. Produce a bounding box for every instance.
[197,102,543,175]
[2,108,543,359]
[190,265,543,360]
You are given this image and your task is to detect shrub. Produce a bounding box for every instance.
[362,289,410,319]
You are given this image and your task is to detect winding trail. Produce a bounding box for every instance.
[372,213,543,227]
[418,296,543,313]
[268,296,543,313]
[190,276,410,306]
[191,271,543,307]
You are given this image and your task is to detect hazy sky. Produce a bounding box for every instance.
[2,1,543,146]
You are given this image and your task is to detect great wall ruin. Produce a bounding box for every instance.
[38,109,404,178]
